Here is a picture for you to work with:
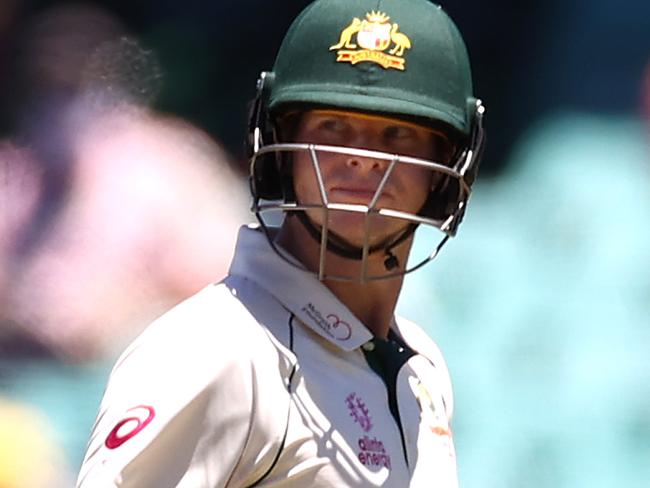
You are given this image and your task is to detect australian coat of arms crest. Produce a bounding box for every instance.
[330,11,412,70]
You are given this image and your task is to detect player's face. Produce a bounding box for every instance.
[290,109,452,249]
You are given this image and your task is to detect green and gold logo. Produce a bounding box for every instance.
[330,11,412,71]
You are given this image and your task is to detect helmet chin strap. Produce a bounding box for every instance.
[293,210,418,271]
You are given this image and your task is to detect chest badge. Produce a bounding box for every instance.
[345,392,393,470]
[329,11,412,71]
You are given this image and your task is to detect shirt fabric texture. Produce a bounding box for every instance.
[76,224,458,487]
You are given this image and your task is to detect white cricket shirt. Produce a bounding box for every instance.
[76,225,457,487]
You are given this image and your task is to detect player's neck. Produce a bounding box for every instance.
[276,218,409,339]
[323,276,403,339]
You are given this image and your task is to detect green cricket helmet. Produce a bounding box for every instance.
[248,0,485,281]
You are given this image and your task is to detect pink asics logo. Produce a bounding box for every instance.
[105,405,155,449]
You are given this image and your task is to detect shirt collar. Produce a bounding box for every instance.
[228,224,373,351]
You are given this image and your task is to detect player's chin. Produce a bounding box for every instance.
[324,213,409,249]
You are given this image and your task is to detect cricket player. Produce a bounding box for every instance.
[76,0,485,486]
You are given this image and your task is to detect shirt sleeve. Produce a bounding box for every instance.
[76,285,288,488]
[393,316,454,420]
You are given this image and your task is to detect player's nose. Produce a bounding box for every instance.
[343,153,385,173]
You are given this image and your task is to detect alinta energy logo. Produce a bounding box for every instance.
[346,392,392,470]
[346,392,372,432]
[329,11,412,71]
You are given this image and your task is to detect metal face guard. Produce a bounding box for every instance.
[249,101,485,282]
[251,143,470,282]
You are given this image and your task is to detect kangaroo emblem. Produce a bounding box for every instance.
[389,23,411,56]
[330,18,362,50]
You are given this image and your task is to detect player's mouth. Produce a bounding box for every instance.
[329,187,393,201]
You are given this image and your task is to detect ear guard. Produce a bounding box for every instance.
[248,71,285,201]
[417,98,485,236]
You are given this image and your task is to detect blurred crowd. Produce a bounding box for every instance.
[1,4,249,486]
[0,3,250,359]
[1,1,649,487]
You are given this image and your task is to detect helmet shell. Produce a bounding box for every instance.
[269,0,475,135]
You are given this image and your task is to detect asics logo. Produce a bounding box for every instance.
[105,405,155,449]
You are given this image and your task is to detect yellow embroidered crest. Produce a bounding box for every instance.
[411,378,453,439]
[329,11,412,71]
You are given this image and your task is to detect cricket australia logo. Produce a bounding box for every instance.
[411,378,453,443]
[329,11,412,71]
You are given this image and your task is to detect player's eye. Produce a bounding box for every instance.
[383,125,417,142]
[318,117,349,133]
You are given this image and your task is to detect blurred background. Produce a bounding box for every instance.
[0,0,648,486]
